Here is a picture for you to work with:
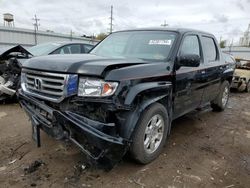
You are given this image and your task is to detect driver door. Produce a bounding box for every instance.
[174,34,205,118]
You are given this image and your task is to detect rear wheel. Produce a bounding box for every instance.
[211,81,230,111]
[130,103,169,164]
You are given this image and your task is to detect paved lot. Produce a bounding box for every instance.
[0,92,250,188]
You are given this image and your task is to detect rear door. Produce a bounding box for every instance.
[200,36,223,103]
[174,33,205,118]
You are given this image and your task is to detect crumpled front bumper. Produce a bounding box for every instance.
[18,90,129,169]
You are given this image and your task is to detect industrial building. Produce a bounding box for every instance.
[239,24,250,47]
[0,13,98,48]
[221,23,250,61]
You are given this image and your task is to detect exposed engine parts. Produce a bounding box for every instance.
[0,45,32,101]
[0,58,21,100]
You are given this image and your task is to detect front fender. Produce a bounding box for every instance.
[222,65,235,83]
[124,81,172,105]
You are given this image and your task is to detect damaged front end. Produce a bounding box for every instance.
[0,45,32,101]
[18,91,130,169]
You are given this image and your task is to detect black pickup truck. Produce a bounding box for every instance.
[18,28,234,168]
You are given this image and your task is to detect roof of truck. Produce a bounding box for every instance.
[115,27,213,36]
[47,41,94,46]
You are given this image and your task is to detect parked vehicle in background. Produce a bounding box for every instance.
[28,42,94,56]
[231,61,250,92]
[19,28,234,169]
[0,42,94,101]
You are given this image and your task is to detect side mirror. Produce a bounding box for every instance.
[177,54,200,68]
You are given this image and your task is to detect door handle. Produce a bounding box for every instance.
[201,70,206,74]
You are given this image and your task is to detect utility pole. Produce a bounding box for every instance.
[91,33,95,44]
[161,20,168,27]
[32,15,40,45]
[109,5,114,33]
[70,30,73,41]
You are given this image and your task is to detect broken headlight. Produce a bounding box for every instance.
[78,78,118,97]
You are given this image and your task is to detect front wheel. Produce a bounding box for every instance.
[211,81,230,111]
[130,103,169,164]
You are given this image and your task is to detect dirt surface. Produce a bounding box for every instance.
[0,92,250,188]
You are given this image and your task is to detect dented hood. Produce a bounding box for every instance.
[0,45,33,60]
[22,54,148,76]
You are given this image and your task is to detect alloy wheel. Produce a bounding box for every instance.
[222,86,229,107]
[144,114,164,154]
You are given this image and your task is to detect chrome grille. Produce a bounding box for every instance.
[21,69,68,103]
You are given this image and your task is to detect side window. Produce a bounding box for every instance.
[68,44,81,54]
[52,47,64,54]
[52,44,81,54]
[202,36,217,62]
[180,35,200,56]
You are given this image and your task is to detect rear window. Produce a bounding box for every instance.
[202,36,217,62]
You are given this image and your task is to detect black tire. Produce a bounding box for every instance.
[211,81,230,111]
[130,102,169,164]
[245,81,250,93]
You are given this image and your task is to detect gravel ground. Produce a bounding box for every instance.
[0,92,250,188]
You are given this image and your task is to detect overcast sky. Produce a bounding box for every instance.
[1,0,250,44]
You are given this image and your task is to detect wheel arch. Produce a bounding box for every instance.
[120,82,173,140]
[222,67,234,84]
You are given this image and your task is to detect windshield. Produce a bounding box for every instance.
[28,42,61,56]
[91,31,177,61]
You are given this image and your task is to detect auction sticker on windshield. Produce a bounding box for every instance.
[148,39,172,45]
